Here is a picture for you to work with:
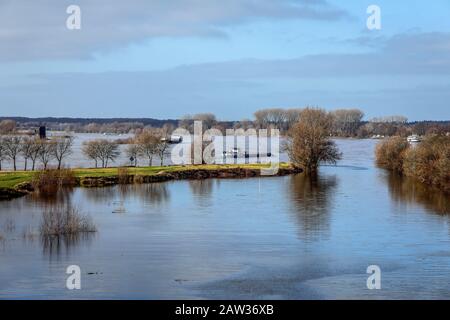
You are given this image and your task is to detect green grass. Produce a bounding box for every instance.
[0,163,290,189]
[0,172,35,189]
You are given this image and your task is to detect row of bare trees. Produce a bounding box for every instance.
[82,129,170,168]
[254,108,303,132]
[82,140,121,168]
[253,108,366,136]
[0,136,74,171]
[127,129,169,166]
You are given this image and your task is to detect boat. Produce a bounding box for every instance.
[161,135,183,144]
[407,135,421,143]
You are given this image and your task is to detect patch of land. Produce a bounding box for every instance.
[0,163,301,200]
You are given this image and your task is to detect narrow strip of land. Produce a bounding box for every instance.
[0,163,301,200]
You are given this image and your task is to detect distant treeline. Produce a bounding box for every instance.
[1,110,450,137]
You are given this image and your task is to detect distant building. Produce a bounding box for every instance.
[39,126,46,139]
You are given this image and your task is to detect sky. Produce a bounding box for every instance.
[0,0,449,121]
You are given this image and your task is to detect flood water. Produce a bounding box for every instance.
[0,139,449,299]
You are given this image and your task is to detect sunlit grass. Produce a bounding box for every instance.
[0,163,290,189]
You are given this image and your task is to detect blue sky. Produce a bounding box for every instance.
[0,0,449,121]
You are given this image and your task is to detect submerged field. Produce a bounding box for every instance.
[0,139,449,299]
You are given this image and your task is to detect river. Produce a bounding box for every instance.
[0,139,449,299]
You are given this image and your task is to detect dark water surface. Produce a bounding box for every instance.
[1,139,449,299]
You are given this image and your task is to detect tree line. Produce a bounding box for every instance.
[2,111,450,138]
[375,135,450,193]
[82,128,170,168]
[0,135,74,171]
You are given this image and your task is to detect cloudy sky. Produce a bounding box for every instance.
[0,0,449,120]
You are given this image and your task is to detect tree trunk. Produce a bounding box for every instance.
[57,159,62,170]
[13,157,16,171]
[24,158,28,171]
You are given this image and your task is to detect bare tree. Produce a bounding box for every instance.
[29,139,42,170]
[179,115,193,130]
[331,109,364,137]
[38,140,56,170]
[0,137,6,171]
[82,140,101,168]
[155,141,169,166]
[0,120,16,134]
[254,109,270,128]
[20,136,36,171]
[53,136,74,169]
[101,140,120,167]
[126,143,140,167]
[82,140,119,168]
[136,130,160,166]
[3,136,22,171]
[193,113,217,129]
[287,108,342,174]
[370,115,408,124]
[285,108,303,131]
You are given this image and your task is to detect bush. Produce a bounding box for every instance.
[375,137,409,173]
[403,136,450,192]
[117,167,131,184]
[133,174,145,184]
[288,108,342,174]
[40,205,96,236]
[32,168,76,196]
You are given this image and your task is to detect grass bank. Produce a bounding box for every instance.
[0,163,299,200]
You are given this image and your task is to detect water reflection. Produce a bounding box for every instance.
[41,233,96,258]
[132,182,170,205]
[385,172,450,215]
[80,183,170,205]
[287,173,338,240]
[188,179,214,196]
[30,187,74,205]
[82,187,117,203]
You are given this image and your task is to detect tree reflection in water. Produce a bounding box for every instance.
[385,172,450,215]
[81,183,170,206]
[30,186,74,205]
[188,179,216,209]
[41,233,96,259]
[287,173,338,241]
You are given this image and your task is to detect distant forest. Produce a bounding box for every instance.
[1,110,449,138]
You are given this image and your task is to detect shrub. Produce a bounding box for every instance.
[40,205,96,236]
[117,167,131,184]
[375,137,410,173]
[288,108,342,174]
[403,135,450,192]
[133,174,145,184]
[32,168,76,196]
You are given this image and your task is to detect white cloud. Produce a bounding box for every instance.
[0,0,349,61]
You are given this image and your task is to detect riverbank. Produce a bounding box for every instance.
[0,163,302,200]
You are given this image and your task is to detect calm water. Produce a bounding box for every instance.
[0,139,449,299]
